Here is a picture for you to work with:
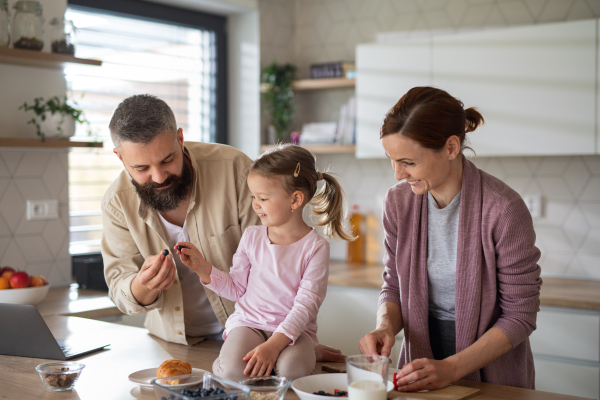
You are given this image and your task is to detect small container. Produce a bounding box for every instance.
[0,0,9,47]
[347,204,364,264]
[35,362,85,391]
[11,0,44,51]
[152,372,250,400]
[239,376,292,400]
[49,17,75,55]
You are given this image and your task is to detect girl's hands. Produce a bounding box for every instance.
[242,333,291,377]
[174,242,212,283]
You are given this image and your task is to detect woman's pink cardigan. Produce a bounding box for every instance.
[379,157,542,389]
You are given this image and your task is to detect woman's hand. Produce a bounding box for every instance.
[242,333,291,377]
[359,327,396,357]
[174,242,212,283]
[393,358,455,392]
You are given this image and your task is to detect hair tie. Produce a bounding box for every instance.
[294,162,301,177]
[317,172,323,181]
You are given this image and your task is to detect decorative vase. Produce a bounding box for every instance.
[38,113,75,138]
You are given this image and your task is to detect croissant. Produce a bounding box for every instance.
[157,359,192,384]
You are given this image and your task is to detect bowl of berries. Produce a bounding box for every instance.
[152,372,250,400]
[291,373,393,399]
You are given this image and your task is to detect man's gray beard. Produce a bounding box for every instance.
[131,158,193,212]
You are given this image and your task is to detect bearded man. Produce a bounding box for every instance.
[101,95,344,362]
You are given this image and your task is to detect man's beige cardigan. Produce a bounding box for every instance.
[101,142,260,345]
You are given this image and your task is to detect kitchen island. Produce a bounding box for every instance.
[0,314,594,400]
[0,284,595,400]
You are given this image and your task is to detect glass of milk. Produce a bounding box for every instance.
[346,355,390,400]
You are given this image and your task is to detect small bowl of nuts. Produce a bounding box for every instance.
[35,362,85,391]
[239,376,291,400]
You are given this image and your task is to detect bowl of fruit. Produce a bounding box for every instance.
[0,266,50,305]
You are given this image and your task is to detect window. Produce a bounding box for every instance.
[66,0,226,254]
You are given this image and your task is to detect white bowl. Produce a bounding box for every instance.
[291,373,394,400]
[0,284,50,305]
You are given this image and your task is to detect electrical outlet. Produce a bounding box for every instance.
[26,200,59,221]
[523,195,542,219]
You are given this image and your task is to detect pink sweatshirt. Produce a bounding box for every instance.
[203,225,330,347]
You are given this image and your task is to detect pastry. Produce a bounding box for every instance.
[157,359,192,384]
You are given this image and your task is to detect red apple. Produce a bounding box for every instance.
[29,275,47,287]
[9,271,29,289]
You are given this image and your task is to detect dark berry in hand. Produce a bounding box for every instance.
[177,245,185,251]
[163,249,169,256]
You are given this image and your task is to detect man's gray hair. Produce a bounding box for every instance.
[109,94,177,149]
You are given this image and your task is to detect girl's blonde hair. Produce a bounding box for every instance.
[250,144,354,241]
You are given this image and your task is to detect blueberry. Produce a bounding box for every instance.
[163,249,169,256]
[177,245,186,251]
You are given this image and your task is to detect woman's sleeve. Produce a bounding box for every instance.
[202,231,252,302]
[492,198,542,348]
[379,189,401,307]
[274,240,330,345]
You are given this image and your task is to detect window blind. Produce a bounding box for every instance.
[66,6,219,254]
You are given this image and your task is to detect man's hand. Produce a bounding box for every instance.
[393,358,455,392]
[242,333,291,377]
[174,242,212,283]
[359,327,396,357]
[131,251,176,305]
[315,344,346,362]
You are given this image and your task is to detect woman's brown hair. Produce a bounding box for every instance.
[250,144,354,241]
[380,86,484,154]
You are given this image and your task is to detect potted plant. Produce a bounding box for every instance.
[19,96,90,140]
[261,62,297,143]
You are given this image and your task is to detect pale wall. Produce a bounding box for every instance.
[259,0,600,279]
[0,0,71,285]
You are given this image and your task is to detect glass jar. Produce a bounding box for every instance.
[12,1,44,51]
[50,17,75,55]
[0,0,9,47]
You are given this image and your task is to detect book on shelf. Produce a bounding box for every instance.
[309,61,355,79]
[299,122,338,145]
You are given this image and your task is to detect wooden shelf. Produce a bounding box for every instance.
[0,47,102,69]
[292,77,355,91]
[261,144,355,154]
[260,78,356,93]
[0,138,103,148]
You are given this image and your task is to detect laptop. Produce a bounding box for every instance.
[0,303,110,360]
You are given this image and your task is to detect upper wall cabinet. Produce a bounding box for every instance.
[356,38,432,158]
[356,20,597,158]
[433,20,596,157]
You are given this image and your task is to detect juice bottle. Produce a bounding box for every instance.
[347,204,364,264]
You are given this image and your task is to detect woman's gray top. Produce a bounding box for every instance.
[427,191,461,321]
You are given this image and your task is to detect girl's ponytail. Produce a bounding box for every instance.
[312,172,355,241]
[250,143,354,241]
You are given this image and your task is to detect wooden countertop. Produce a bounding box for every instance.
[0,315,591,400]
[328,261,600,312]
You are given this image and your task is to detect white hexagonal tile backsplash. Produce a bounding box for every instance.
[0,151,70,285]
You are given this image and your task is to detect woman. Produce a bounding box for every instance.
[359,87,542,391]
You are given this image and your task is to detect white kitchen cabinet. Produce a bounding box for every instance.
[432,19,596,157]
[534,358,599,399]
[356,19,598,158]
[530,308,599,362]
[317,285,404,363]
[355,39,432,159]
[531,306,600,399]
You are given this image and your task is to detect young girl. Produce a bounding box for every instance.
[174,144,353,382]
